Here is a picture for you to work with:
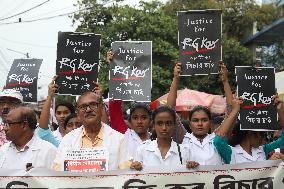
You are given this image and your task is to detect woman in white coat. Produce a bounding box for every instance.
[130,106,199,170]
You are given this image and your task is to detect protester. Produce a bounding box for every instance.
[106,49,187,144]
[64,113,82,134]
[37,76,75,147]
[0,106,57,169]
[0,89,23,147]
[130,106,199,170]
[167,62,224,165]
[53,91,130,171]
[123,103,152,158]
[214,95,284,164]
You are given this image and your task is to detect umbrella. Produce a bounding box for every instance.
[276,71,284,101]
[150,88,226,114]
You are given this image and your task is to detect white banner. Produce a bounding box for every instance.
[0,161,283,188]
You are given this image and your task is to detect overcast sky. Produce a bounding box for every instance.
[0,0,266,101]
[0,0,160,100]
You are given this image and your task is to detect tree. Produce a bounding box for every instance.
[73,0,278,100]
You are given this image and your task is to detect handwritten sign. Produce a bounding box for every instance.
[109,41,152,102]
[56,32,101,95]
[236,66,278,131]
[5,59,42,102]
[178,10,222,75]
[64,148,108,172]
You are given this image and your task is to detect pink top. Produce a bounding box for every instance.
[0,124,8,147]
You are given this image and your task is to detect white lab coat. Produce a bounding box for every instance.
[53,123,129,171]
[182,133,223,165]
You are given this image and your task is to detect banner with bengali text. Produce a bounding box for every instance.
[0,161,283,189]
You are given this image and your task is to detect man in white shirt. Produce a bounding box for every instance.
[53,91,130,171]
[0,106,57,169]
[0,89,23,147]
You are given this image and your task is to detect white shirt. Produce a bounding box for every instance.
[53,123,130,171]
[134,140,190,167]
[182,133,223,165]
[0,134,57,169]
[123,129,149,159]
[230,144,266,164]
[53,129,63,142]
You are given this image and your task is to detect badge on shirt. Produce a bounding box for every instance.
[63,148,109,172]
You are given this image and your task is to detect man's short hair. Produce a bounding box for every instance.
[17,106,38,130]
[55,101,75,113]
[76,91,103,107]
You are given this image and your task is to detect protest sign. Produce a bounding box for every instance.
[0,161,283,188]
[109,41,152,102]
[56,32,100,95]
[5,58,42,102]
[178,10,222,75]
[64,148,108,172]
[236,66,278,131]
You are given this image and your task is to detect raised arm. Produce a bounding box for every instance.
[273,94,284,129]
[38,76,58,129]
[167,62,181,108]
[263,95,284,156]
[215,97,243,136]
[219,61,233,106]
[106,48,114,64]
[93,82,109,125]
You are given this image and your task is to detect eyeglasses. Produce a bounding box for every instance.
[77,102,100,112]
[3,121,23,128]
[155,121,174,127]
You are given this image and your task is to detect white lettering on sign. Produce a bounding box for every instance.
[181,37,219,51]
[66,39,92,47]
[8,74,36,84]
[240,92,272,106]
[112,66,149,79]
[117,48,144,55]
[58,58,97,73]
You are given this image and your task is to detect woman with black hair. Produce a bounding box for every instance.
[214,95,284,164]
[166,62,227,165]
[130,105,199,170]
[123,102,152,159]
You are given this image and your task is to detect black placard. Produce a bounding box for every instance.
[236,66,278,131]
[178,10,222,75]
[109,41,152,102]
[5,58,42,102]
[56,32,101,95]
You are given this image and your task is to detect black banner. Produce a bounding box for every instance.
[178,10,221,75]
[56,32,100,95]
[109,41,152,102]
[5,59,42,102]
[236,66,278,131]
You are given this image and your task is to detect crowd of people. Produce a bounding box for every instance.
[0,50,284,172]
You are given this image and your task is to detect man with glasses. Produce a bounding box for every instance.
[0,106,57,169]
[53,91,130,171]
[0,89,23,147]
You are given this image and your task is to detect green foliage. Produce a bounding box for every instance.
[73,0,278,100]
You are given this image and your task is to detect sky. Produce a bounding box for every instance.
[0,0,267,101]
[0,0,159,101]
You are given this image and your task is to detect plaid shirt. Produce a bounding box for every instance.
[0,124,8,147]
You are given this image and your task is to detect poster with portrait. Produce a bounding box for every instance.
[178,10,222,75]
[56,32,101,95]
[236,66,278,131]
[5,58,42,102]
[109,41,152,102]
